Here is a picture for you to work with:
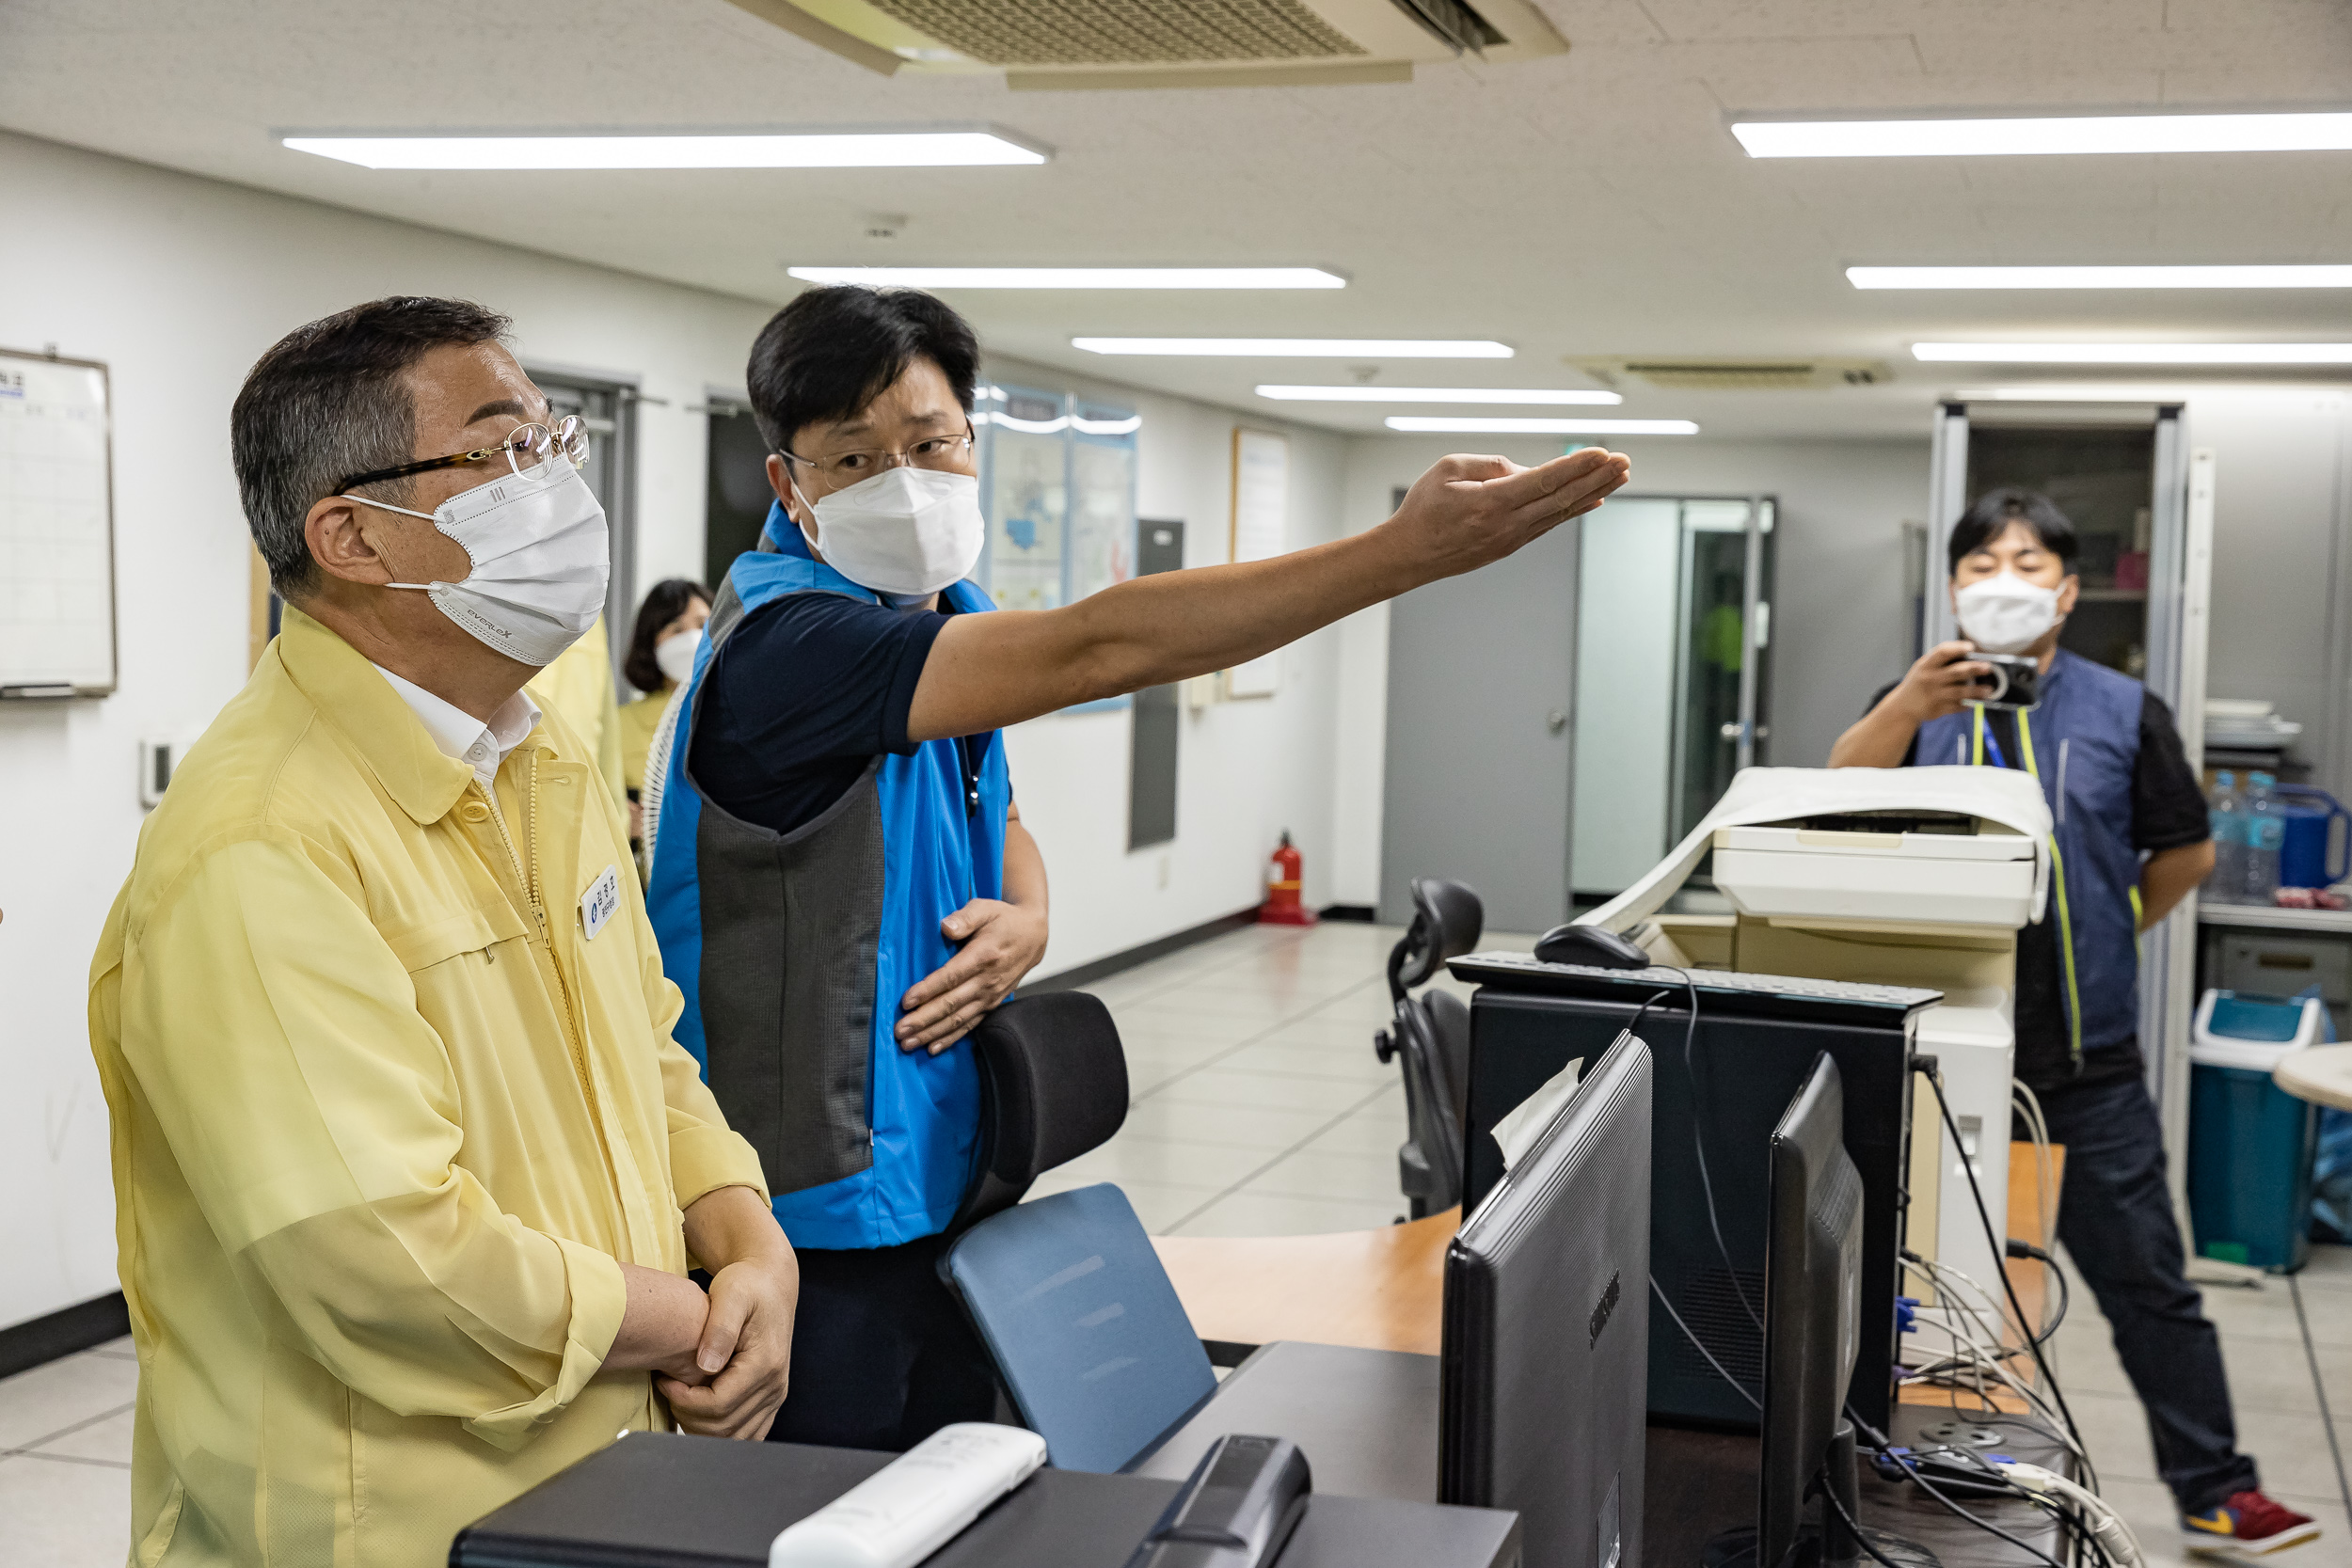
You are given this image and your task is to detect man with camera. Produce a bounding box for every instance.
[1831,488,2313,1559]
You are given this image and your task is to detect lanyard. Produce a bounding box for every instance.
[1972,704,2084,1069]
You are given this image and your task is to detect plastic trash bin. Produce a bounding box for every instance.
[2188,990,2327,1272]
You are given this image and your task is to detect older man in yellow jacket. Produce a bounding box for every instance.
[87,296,800,1568]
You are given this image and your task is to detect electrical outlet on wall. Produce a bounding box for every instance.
[1156,854,1170,891]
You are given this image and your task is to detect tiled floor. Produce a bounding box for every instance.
[1025,918,1460,1236]
[7,918,2348,1564]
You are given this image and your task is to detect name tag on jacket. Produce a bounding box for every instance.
[580,864,620,940]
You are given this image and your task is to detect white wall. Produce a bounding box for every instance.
[982,355,1354,976]
[1331,434,1933,905]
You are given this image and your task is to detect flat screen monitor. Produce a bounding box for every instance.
[1441,1030,1651,1568]
[1758,1053,1865,1568]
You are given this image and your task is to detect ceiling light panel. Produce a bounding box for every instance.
[280,130,1048,169]
[1913,342,2352,364]
[1257,385,1621,404]
[1851,265,2352,290]
[787,267,1343,288]
[1735,112,2352,159]
[1073,339,1512,357]
[1384,417,1698,435]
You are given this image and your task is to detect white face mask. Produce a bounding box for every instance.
[654,628,702,687]
[803,466,985,599]
[1954,569,2062,656]
[353,459,610,667]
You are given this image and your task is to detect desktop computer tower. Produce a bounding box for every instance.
[1454,970,1921,1433]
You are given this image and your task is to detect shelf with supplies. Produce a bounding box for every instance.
[2196,900,2352,935]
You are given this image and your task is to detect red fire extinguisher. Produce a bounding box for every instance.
[1258,829,1318,927]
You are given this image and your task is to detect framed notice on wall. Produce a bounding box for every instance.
[0,349,116,697]
[1226,428,1288,698]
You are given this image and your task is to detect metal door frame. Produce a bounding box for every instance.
[1923,399,2209,1179]
[527,361,642,689]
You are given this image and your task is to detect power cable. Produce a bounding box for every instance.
[1923,1066,2095,1492]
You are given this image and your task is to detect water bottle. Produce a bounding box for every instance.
[2210,770,2246,903]
[2244,771,2285,905]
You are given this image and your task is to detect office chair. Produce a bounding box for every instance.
[1374,877,1485,1218]
[945,990,1131,1236]
[939,1182,1216,1474]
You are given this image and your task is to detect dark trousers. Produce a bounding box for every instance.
[2037,1071,2258,1513]
[765,1234,1000,1452]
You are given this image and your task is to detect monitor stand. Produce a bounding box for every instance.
[1698,1425,1941,1568]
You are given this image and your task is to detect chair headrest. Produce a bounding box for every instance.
[946,991,1130,1235]
[1389,877,1486,993]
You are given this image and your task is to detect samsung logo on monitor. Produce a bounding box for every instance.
[1588,1270,1622,1348]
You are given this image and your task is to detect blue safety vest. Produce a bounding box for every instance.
[1917,649,2146,1069]
[645,504,1010,1249]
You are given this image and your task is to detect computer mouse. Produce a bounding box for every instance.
[1533,923,1652,970]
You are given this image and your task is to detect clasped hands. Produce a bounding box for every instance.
[612,1185,799,1440]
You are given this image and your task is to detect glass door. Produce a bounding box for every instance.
[1571,496,1776,900]
[1670,499,1774,844]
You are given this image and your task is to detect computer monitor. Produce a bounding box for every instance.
[1757,1052,1864,1568]
[1441,1030,1651,1568]
[1705,1053,1930,1568]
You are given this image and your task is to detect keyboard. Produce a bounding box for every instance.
[1448,950,1942,1024]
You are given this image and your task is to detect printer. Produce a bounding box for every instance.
[1580,766,2053,1323]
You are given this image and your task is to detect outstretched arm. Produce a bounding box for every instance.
[906,447,1630,743]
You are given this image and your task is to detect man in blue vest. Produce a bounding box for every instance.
[1834,488,2316,1560]
[647,284,1633,1450]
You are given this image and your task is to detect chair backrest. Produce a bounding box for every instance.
[1424,988,1471,1128]
[1395,999,1466,1214]
[1387,877,1486,1000]
[940,1183,1216,1474]
[946,991,1130,1236]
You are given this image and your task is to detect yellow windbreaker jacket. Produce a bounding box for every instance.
[87,609,768,1568]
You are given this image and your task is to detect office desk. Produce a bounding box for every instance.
[1120,1343,2072,1566]
[1152,1143,2063,1391]
[1152,1208,1457,1356]
[1134,1341,1441,1499]
[1645,1405,2074,1568]
[450,1431,1521,1568]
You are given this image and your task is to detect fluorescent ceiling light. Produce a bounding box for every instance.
[1073,339,1512,357]
[1735,111,2352,159]
[1913,342,2352,364]
[788,266,1343,289]
[1256,384,1620,404]
[280,131,1047,169]
[1385,417,1698,435]
[1851,264,2352,290]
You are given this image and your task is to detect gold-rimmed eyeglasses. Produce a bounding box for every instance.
[779,422,976,486]
[334,415,590,495]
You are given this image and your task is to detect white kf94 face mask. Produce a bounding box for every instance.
[351,459,611,667]
[806,466,986,599]
[653,628,703,687]
[1954,569,2062,656]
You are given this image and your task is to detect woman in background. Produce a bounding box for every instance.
[620,577,711,844]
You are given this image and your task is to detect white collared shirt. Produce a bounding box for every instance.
[371,664,542,788]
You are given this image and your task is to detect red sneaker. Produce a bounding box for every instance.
[2182,1490,2320,1557]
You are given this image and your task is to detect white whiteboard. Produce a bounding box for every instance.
[1227,428,1288,699]
[0,351,116,696]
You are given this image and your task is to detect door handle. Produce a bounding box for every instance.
[1547,710,1568,735]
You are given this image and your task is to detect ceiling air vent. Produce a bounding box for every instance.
[733,0,1565,88]
[1575,357,1895,391]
